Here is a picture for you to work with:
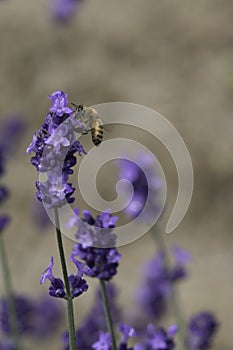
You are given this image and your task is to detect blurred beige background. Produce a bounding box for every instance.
[0,0,233,349]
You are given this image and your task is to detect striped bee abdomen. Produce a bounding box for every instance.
[91,118,103,146]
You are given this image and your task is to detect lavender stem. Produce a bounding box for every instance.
[0,235,21,350]
[99,279,117,350]
[54,207,76,350]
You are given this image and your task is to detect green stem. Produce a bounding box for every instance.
[99,279,117,350]
[0,235,21,350]
[54,207,76,350]
[152,227,188,350]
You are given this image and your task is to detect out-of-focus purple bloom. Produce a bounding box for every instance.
[186,312,218,349]
[92,331,111,350]
[0,215,10,235]
[33,296,63,337]
[0,295,34,335]
[135,324,177,350]
[0,187,9,204]
[26,91,86,208]
[50,0,82,23]
[40,256,88,299]
[62,283,120,350]
[118,153,162,221]
[0,340,16,350]
[172,247,191,264]
[119,323,137,350]
[71,209,121,280]
[0,116,26,157]
[0,294,63,339]
[137,248,190,321]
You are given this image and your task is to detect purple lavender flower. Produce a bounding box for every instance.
[119,323,137,350]
[0,116,26,157]
[92,331,111,350]
[0,295,35,335]
[0,216,10,234]
[27,91,86,208]
[50,0,83,23]
[135,324,177,350]
[49,91,74,116]
[118,153,162,221]
[137,248,190,321]
[40,256,88,299]
[186,312,218,349]
[71,209,121,280]
[0,294,63,339]
[33,296,63,337]
[0,187,9,204]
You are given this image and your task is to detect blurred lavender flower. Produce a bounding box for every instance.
[0,216,10,235]
[119,323,137,350]
[137,248,190,321]
[26,90,86,208]
[40,256,88,299]
[62,283,120,350]
[0,116,25,235]
[92,324,136,350]
[135,324,178,350]
[0,340,16,350]
[118,153,162,221]
[70,209,121,280]
[0,116,26,157]
[0,294,63,338]
[50,0,83,23]
[186,312,218,349]
[92,331,111,350]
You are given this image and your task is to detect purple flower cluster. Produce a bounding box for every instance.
[0,116,26,157]
[26,91,86,208]
[137,247,190,320]
[118,154,162,221]
[41,256,88,299]
[50,0,83,23]
[0,117,25,235]
[92,323,136,350]
[0,294,63,338]
[135,324,178,350]
[186,312,218,349]
[62,283,120,350]
[70,209,121,280]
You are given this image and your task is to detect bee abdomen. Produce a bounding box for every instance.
[91,119,103,146]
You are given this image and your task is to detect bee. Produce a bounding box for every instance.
[71,103,104,146]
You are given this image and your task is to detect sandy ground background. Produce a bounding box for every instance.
[0,0,233,349]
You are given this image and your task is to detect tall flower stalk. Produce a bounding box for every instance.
[27,90,88,350]
[54,207,77,350]
[99,279,117,350]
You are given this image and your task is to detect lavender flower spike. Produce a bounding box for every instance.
[92,331,111,350]
[71,209,121,280]
[40,256,88,299]
[186,312,218,349]
[27,90,86,208]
